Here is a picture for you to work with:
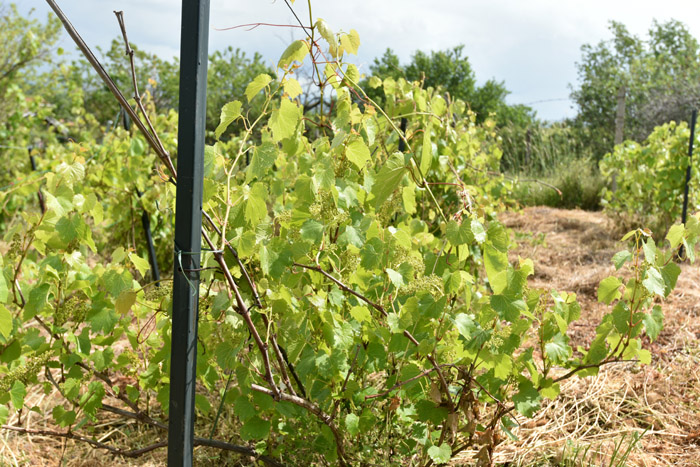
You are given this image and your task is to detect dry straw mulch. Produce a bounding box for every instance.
[471,207,700,467]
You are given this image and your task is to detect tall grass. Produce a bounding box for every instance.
[500,122,606,210]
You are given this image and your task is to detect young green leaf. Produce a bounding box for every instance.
[371,153,406,208]
[340,29,360,55]
[666,224,685,248]
[0,305,12,339]
[642,267,665,297]
[10,381,26,410]
[240,416,271,440]
[611,250,632,270]
[597,276,622,304]
[283,78,303,98]
[345,413,360,436]
[427,443,452,464]
[214,100,242,140]
[278,40,308,69]
[643,305,664,341]
[245,73,272,102]
[246,142,278,182]
[269,98,301,141]
[420,122,432,174]
[345,139,371,170]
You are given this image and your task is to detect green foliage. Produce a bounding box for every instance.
[0,2,62,126]
[501,121,605,210]
[600,120,698,235]
[510,158,605,210]
[571,19,700,159]
[2,8,699,467]
[364,46,534,126]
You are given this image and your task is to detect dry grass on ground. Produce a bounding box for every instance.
[476,207,700,467]
[2,207,699,466]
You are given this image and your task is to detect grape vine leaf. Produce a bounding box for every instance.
[661,262,681,296]
[278,40,308,69]
[10,381,26,410]
[246,142,278,182]
[512,378,541,417]
[643,305,663,341]
[349,306,371,323]
[214,100,242,140]
[269,98,301,142]
[283,78,303,98]
[454,313,476,339]
[315,19,338,55]
[446,220,474,246]
[420,122,432,174]
[427,443,451,464]
[471,219,486,243]
[544,334,571,364]
[128,253,151,278]
[0,305,12,339]
[371,153,406,208]
[24,283,50,319]
[345,139,371,170]
[340,30,360,55]
[484,246,508,294]
[345,413,360,436]
[611,250,632,270]
[0,257,7,303]
[642,267,665,297]
[115,290,137,315]
[666,224,685,248]
[597,276,622,304]
[386,268,404,288]
[245,73,272,102]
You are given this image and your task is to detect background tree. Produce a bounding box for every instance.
[364,45,533,126]
[571,19,700,159]
[205,47,274,138]
[57,43,273,139]
[0,3,61,128]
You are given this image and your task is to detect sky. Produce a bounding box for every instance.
[21,0,700,121]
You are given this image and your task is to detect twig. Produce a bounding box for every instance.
[0,424,285,466]
[214,22,305,32]
[251,384,348,467]
[1,425,166,459]
[365,367,438,400]
[113,11,171,161]
[100,405,285,466]
[44,0,177,178]
[294,263,384,313]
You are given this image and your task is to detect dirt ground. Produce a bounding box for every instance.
[2,207,699,466]
[480,207,700,466]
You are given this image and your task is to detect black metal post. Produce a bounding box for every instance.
[136,188,161,284]
[168,0,210,465]
[27,146,46,214]
[120,108,161,285]
[398,117,408,152]
[681,109,697,226]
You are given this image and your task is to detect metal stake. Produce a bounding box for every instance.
[681,109,697,226]
[168,0,210,465]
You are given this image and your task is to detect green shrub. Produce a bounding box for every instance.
[600,120,698,237]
